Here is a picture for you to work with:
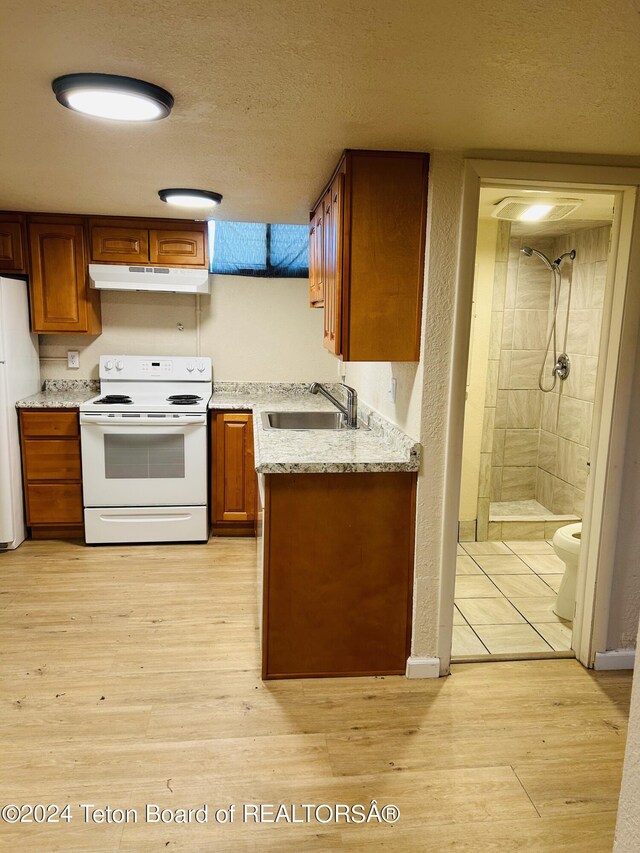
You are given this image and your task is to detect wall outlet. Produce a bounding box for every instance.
[388,377,397,403]
[67,351,80,369]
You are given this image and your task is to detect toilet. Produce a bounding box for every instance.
[552,522,582,621]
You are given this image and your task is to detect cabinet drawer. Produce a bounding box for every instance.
[23,439,81,481]
[149,229,206,266]
[91,226,149,264]
[26,483,83,524]
[20,410,79,437]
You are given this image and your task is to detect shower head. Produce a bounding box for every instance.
[520,246,555,272]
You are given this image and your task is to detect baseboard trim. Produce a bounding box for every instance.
[405,656,441,678]
[594,649,636,671]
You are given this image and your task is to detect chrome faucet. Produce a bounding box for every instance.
[309,382,358,428]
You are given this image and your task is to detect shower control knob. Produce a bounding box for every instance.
[115,360,124,371]
[105,359,114,371]
[186,362,195,372]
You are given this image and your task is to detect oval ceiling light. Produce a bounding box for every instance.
[52,73,174,121]
[158,188,223,209]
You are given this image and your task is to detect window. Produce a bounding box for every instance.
[208,221,308,278]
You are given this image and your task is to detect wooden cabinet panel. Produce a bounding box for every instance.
[322,174,343,354]
[311,150,428,362]
[23,439,81,481]
[91,226,149,264]
[212,411,256,535]
[262,472,416,679]
[28,220,101,335]
[0,215,26,273]
[149,229,206,266]
[26,484,83,525]
[20,409,79,438]
[19,408,84,539]
[308,204,324,307]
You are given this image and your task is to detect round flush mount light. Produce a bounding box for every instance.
[158,188,223,209]
[52,73,174,121]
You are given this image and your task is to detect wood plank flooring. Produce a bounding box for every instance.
[0,538,631,851]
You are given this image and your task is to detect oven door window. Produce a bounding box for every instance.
[104,433,185,479]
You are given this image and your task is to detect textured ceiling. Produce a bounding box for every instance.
[1,0,640,222]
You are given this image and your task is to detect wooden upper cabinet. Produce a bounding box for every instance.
[91,225,149,264]
[27,219,101,335]
[308,203,324,307]
[322,174,343,355]
[0,214,27,274]
[311,150,429,362]
[150,229,206,266]
[88,218,207,268]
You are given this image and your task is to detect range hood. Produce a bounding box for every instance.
[89,264,210,294]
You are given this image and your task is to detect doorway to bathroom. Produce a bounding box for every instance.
[452,181,618,661]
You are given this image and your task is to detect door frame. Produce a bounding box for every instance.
[438,159,640,671]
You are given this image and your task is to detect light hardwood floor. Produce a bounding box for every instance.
[0,538,631,851]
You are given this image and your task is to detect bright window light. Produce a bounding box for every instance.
[519,204,554,222]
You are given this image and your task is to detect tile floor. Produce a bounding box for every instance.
[453,540,572,658]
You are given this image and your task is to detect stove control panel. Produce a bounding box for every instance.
[99,355,212,382]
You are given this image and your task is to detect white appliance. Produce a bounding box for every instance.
[0,277,40,550]
[88,264,210,294]
[80,355,212,544]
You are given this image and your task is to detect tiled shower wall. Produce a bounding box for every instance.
[477,223,609,538]
[537,226,609,514]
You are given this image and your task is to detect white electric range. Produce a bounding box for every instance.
[79,355,212,544]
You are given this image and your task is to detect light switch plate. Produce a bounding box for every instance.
[67,351,80,369]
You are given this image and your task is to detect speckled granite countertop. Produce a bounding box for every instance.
[16,380,99,409]
[209,383,420,474]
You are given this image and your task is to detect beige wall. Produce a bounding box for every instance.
[613,619,640,851]
[343,361,423,441]
[458,217,499,529]
[39,275,338,384]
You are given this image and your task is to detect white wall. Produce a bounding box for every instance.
[39,275,338,384]
[613,619,640,851]
[609,334,640,650]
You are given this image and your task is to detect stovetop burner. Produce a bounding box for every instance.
[95,395,133,405]
[167,394,202,406]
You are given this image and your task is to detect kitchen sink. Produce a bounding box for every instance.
[261,411,369,430]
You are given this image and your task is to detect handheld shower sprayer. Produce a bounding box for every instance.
[519,244,576,391]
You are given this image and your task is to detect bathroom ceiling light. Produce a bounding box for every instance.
[52,73,174,121]
[492,197,583,222]
[158,188,223,209]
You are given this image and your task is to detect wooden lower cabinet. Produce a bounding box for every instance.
[261,471,416,679]
[211,411,257,536]
[19,409,84,539]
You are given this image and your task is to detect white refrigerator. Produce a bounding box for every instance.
[0,277,40,550]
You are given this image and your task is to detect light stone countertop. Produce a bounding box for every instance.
[16,380,421,474]
[209,383,420,474]
[16,380,99,409]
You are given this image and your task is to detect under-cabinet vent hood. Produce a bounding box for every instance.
[89,264,210,294]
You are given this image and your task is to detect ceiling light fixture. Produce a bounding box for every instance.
[518,203,554,222]
[158,188,223,209]
[52,73,174,121]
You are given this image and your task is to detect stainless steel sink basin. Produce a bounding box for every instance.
[261,411,369,430]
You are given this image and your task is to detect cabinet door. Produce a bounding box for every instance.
[308,205,324,307]
[322,174,343,354]
[212,412,256,530]
[149,229,206,267]
[91,225,149,264]
[0,216,26,273]
[28,221,101,334]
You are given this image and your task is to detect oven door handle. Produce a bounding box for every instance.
[79,415,206,427]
